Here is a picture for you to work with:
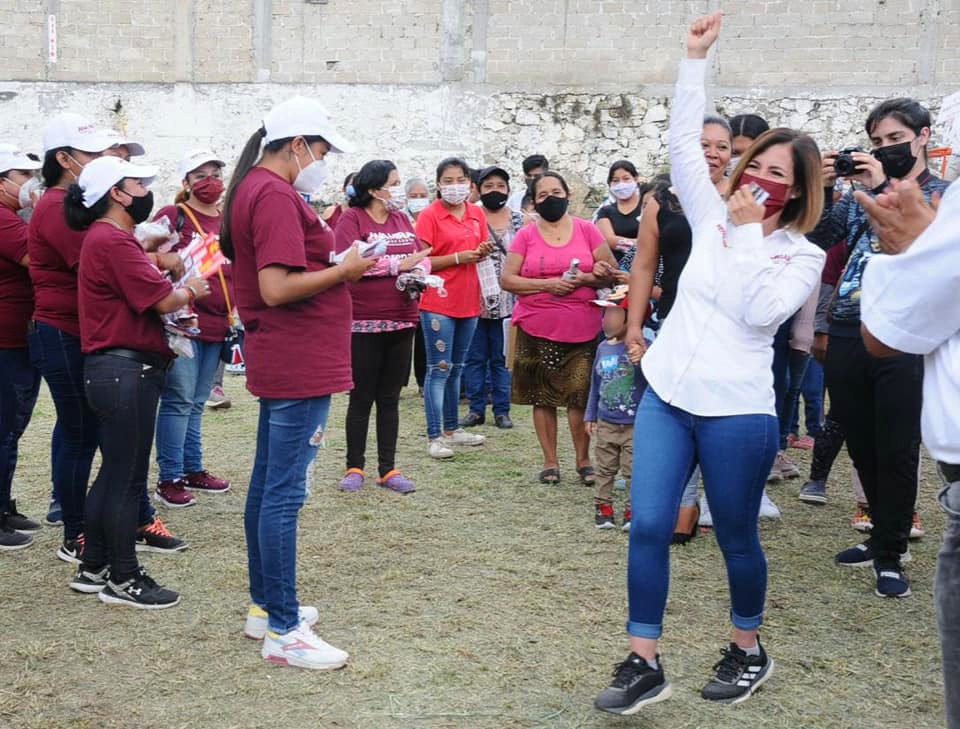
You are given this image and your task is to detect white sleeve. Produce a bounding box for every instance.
[861,183,960,355]
[668,58,726,232]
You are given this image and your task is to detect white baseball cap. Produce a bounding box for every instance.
[179,149,226,179]
[104,129,146,158]
[0,143,42,174]
[262,97,354,154]
[78,156,157,208]
[42,113,116,154]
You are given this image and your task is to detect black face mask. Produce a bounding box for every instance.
[534,195,568,223]
[873,140,917,180]
[480,190,508,211]
[120,188,154,224]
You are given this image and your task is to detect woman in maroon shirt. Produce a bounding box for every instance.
[220,97,372,669]
[335,159,431,494]
[0,144,43,550]
[63,156,211,608]
[152,150,233,509]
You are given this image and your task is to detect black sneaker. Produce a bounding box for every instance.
[701,642,774,704]
[875,561,912,598]
[44,496,63,526]
[835,542,910,568]
[57,535,84,564]
[0,518,33,551]
[69,565,109,594]
[98,569,181,609]
[458,411,485,428]
[594,653,672,715]
[4,500,41,533]
[135,516,188,554]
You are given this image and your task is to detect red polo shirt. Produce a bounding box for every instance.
[0,206,33,348]
[415,199,486,318]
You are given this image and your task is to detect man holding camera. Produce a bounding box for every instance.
[808,98,951,598]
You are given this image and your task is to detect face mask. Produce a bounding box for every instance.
[407,197,430,214]
[873,140,917,180]
[293,145,328,196]
[440,183,470,205]
[609,181,638,201]
[18,176,42,209]
[726,156,741,176]
[480,190,508,211]
[534,195,569,223]
[119,188,154,224]
[191,176,224,205]
[381,185,407,212]
[737,172,792,220]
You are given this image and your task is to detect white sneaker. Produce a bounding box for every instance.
[759,490,782,520]
[261,623,349,670]
[443,428,485,447]
[244,604,320,640]
[428,438,455,459]
[698,494,713,527]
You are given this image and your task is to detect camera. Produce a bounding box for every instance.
[834,146,867,177]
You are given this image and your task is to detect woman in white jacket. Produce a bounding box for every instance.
[595,13,826,714]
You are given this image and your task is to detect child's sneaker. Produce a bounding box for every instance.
[98,568,180,609]
[851,504,873,532]
[759,490,781,520]
[594,653,672,714]
[261,623,349,670]
[621,507,632,532]
[244,603,320,640]
[69,564,109,594]
[595,503,615,530]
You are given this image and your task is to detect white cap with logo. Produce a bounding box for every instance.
[78,156,157,208]
[0,143,42,175]
[42,113,116,154]
[104,129,146,158]
[179,149,226,179]
[262,97,355,154]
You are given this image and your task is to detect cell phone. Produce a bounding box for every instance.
[749,183,770,206]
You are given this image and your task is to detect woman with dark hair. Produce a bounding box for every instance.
[595,160,644,263]
[220,97,372,669]
[336,159,430,494]
[63,156,211,607]
[730,114,771,160]
[414,157,493,459]
[321,172,356,229]
[501,171,618,484]
[596,13,825,712]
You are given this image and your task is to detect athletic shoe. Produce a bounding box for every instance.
[3,500,41,533]
[851,504,873,532]
[759,490,781,520]
[155,478,197,508]
[594,653,672,715]
[377,470,416,494]
[261,623,349,670]
[443,429,485,447]
[458,411,485,427]
[69,565,109,594]
[98,569,181,609]
[225,362,246,375]
[185,470,230,494]
[339,469,365,492]
[244,603,320,640]
[776,452,801,479]
[787,433,815,450]
[798,480,827,505]
[495,414,514,429]
[835,542,910,568]
[701,642,774,704]
[595,503,615,529]
[622,507,632,532]
[0,519,32,551]
[428,439,455,459]
[910,511,925,539]
[698,495,713,528]
[206,385,232,410]
[136,516,188,554]
[875,562,912,598]
[57,535,85,564]
[44,497,62,526]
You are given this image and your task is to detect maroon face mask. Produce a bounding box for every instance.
[738,172,792,219]
[191,176,224,205]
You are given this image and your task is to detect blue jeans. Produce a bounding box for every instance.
[779,350,810,449]
[0,348,41,513]
[155,339,222,480]
[463,317,511,418]
[627,388,777,639]
[420,312,478,440]
[244,396,330,634]
[790,358,824,438]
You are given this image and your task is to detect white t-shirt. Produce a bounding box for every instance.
[861,181,960,464]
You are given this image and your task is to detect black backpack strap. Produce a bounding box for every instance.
[175,207,186,233]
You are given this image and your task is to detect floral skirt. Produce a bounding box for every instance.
[511,326,596,409]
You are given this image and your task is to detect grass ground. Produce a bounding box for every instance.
[1,376,946,729]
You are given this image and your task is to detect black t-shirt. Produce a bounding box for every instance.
[596,199,643,262]
[655,189,693,321]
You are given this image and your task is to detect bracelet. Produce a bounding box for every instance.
[454,252,460,265]
[185,284,198,302]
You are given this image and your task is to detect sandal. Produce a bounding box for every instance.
[538,467,561,484]
[577,465,596,487]
[671,503,700,545]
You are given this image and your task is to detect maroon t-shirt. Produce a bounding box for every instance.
[28,187,86,337]
[229,167,352,400]
[822,240,848,287]
[78,221,174,358]
[335,207,421,324]
[155,204,234,343]
[0,206,33,348]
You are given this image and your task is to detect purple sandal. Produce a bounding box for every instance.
[378,470,416,494]
[339,469,365,492]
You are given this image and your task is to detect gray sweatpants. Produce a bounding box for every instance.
[936,464,960,729]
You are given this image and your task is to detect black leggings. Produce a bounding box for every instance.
[346,329,414,477]
[809,416,845,483]
[82,354,165,581]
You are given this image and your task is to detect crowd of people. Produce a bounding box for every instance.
[0,9,958,722]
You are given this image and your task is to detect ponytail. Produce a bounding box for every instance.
[220,127,266,260]
[174,188,190,205]
[63,183,109,231]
